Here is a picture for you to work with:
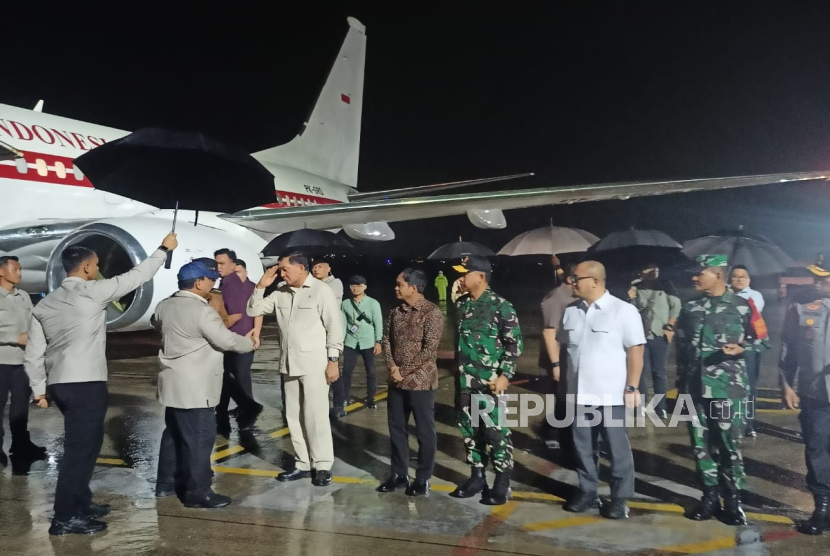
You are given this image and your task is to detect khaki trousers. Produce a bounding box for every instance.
[284,372,334,471]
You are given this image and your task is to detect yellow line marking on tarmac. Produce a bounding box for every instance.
[746,512,794,525]
[208,465,795,524]
[510,491,565,502]
[212,466,282,478]
[628,501,685,514]
[211,391,390,461]
[657,536,736,554]
[491,500,520,519]
[522,516,603,531]
[756,397,782,404]
[96,458,127,466]
[757,409,799,414]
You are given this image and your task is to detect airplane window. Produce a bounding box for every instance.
[73,166,84,180]
[15,158,28,174]
[55,161,67,179]
[36,159,48,177]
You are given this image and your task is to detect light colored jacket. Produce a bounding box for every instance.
[25,249,166,396]
[247,273,343,376]
[323,275,344,304]
[0,287,33,365]
[151,291,253,408]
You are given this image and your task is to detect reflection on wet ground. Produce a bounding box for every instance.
[1,295,825,555]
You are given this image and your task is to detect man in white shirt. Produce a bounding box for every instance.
[557,261,645,520]
[247,252,343,486]
[730,264,767,437]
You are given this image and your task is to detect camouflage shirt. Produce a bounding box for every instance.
[676,289,759,399]
[456,288,523,390]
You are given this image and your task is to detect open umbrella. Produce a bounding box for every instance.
[74,128,277,268]
[498,225,599,256]
[681,234,795,276]
[592,228,681,251]
[427,237,496,260]
[261,229,354,258]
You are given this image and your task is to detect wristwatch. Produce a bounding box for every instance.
[158,245,170,252]
[625,385,639,393]
[550,362,560,368]
[663,324,674,331]
[328,356,339,362]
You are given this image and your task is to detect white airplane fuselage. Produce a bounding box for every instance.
[0,102,350,236]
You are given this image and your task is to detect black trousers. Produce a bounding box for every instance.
[217,351,258,419]
[48,382,108,521]
[0,364,31,448]
[800,396,830,497]
[387,387,436,481]
[157,407,216,499]
[332,346,376,408]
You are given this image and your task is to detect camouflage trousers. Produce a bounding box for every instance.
[688,397,746,491]
[456,389,513,473]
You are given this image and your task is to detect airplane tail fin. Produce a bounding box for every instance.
[254,17,366,188]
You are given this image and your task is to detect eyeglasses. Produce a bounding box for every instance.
[569,275,595,283]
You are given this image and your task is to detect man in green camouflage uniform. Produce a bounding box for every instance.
[676,254,760,526]
[449,256,523,505]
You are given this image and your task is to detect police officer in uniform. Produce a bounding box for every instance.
[152,261,254,508]
[780,261,830,534]
[449,256,523,505]
[675,254,761,526]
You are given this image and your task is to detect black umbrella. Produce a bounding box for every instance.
[261,229,354,258]
[681,234,794,276]
[592,228,682,252]
[74,128,277,267]
[427,238,496,260]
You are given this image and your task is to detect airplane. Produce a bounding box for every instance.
[0,16,827,333]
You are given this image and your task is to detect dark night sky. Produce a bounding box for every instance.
[5,4,830,260]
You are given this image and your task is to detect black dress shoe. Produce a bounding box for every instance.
[367,401,378,410]
[405,479,430,497]
[49,517,108,536]
[600,498,629,519]
[312,470,333,486]
[9,441,47,459]
[563,491,601,513]
[378,474,409,492]
[183,492,231,509]
[155,487,177,498]
[237,403,264,430]
[85,503,111,518]
[277,468,312,482]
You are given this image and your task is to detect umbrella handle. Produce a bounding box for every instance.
[165,203,178,269]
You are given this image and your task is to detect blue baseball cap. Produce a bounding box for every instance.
[177,261,220,282]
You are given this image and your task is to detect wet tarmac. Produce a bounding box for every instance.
[1,294,827,555]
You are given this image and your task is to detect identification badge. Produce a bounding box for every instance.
[349,324,360,334]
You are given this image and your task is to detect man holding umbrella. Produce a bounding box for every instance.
[25,233,178,536]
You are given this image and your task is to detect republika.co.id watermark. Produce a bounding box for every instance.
[470,393,754,428]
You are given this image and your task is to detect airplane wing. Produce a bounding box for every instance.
[221,171,830,235]
[348,173,534,201]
